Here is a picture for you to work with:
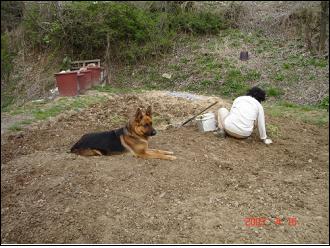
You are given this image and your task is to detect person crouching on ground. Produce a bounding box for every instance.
[216,86,273,145]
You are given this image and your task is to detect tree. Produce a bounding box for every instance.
[1,1,25,33]
[319,1,329,55]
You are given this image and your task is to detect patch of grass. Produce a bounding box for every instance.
[284,55,328,69]
[266,87,283,97]
[19,119,34,125]
[214,74,223,81]
[1,93,15,112]
[6,95,109,132]
[151,115,166,126]
[286,73,300,85]
[110,114,126,126]
[197,55,222,72]
[174,73,190,81]
[32,105,65,120]
[282,63,292,70]
[8,123,23,132]
[180,58,189,64]
[169,64,181,71]
[93,85,145,94]
[306,57,328,68]
[267,124,281,138]
[245,69,261,81]
[266,101,329,126]
[220,68,261,97]
[308,74,316,80]
[274,72,285,82]
[8,119,35,132]
[200,79,213,87]
[318,96,329,110]
[219,28,245,41]
[9,108,27,115]
[254,38,275,54]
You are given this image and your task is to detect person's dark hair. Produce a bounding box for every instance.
[246,86,266,102]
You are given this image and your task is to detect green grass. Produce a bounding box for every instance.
[245,69,261,81]
[220,69,250,96]
[8,123,23,132]
[169,64,181,71]
[318,96,329,110]
[267,124,281,138]
[197,55,222,72]
[1,93,15,112]
[93,85,145,94]
[32,105,65,120]
[266,86,283,97]
[274,72,285,82]
[110,114,126,126]
[180,58,189,64]
[5,95,109,132]
[283,55,328,69]
[265,101,329,126]
[8,119,34,131]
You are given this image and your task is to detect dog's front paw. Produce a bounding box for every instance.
[167,155,177,160]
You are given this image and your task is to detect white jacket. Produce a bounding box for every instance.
[224,96,267,139]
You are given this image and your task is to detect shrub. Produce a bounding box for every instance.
[21,2,227,64]
[170,11,226,35]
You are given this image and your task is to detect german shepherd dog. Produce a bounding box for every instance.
[70,106,176,160]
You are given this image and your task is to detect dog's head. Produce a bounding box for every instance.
[131,106,157,137]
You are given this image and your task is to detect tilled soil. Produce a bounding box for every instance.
[1,92,329,244]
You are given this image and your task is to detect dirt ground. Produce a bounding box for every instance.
[1,91,329,244]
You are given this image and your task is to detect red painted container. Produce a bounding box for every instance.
[54,71,79,97]
[88,67,101,86]
[80,70,92,89]
[77,74,85,93]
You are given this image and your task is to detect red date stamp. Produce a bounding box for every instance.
[244,217,267,227]
[244,216,298,227]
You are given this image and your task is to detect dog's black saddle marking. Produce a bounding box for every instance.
[71,128,126,155]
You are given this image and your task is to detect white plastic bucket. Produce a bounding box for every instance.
[195,112,217,132]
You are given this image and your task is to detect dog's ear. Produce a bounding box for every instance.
[146,106,152,117]
[135,107,143,122]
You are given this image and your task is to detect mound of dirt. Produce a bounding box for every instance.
[1,92,329,244]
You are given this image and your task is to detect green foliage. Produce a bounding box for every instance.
[1,1,24,32]
[170,11,226,35]
[284,54,328,69]
[1,92,14,111]
[220,68,261,97]
[21,2,227,64]
[1,34,14,81]
[61,56,72,71]
[198,55,222,71]
[318,96,329,110]
[266,101,329,126]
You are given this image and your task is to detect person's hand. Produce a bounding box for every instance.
[263,138,273,145]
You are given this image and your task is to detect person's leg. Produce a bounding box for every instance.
[217,107,249,139]
[217,107,229,129]
[225,129,249,139]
